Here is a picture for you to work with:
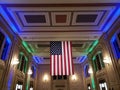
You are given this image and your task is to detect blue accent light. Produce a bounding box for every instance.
[1,40,9,60]
[79,56,87,63]
[84,64,89,77]
[1,37,11,60]
[6,36,11,44]
[103,7,120,32]
[0,6,18,33]
[6,7,22,31]
[111,34,116,42]
[7,70,13,90]
[111,35,120,59]
[33,56,43,64]
[33,67,36,78]
[31,66,36,78]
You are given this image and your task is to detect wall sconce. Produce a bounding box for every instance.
[28,69,33,75]
[103,59,110,65]
[88,68,93,74]
[43,74,48,82]
[12,59,19,65]
[72,74,77,81]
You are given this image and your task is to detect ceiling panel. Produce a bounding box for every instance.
[0,3,120,64]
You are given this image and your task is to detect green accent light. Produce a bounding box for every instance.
[88,40,99,53]
[91,77,96,89]
[92,56,96,61]
[24,57,28,73]
[20,52,24,55]
[17,52,23,69]
[22,41,34,53]
[26,75,30,90]
[92,56,97,71]
[93,60,97,72]
[22,41,31,53]
[29,44,35,53]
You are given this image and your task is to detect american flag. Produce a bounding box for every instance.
[50,41,74,76]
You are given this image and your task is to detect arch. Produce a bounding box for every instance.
[18,52,28,73]
[92,51,104,72]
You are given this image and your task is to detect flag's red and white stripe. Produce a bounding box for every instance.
[50,41,74,76]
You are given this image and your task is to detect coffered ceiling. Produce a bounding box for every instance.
[0,1,120,64]
[0,0,120,4]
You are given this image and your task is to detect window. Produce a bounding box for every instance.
[87,84,91,90]
[29,81,33,90]
[118,33,120,45]
[112,33,120,59]
[96,54,101,70]
[0,31,11,60]
[52,75,67,80]
[20,56,26,72]
[92,51,104,72]
[0,32,5,50]
[15,81,23,90]
[113,39,120,59]
[18,53,28,73]
[99,80,108,90]
[1,40,10,60]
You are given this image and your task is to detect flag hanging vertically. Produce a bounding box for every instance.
[50,41,74,76]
